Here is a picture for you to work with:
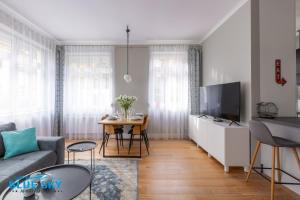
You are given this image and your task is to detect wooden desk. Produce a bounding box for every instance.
[98,117,144,158]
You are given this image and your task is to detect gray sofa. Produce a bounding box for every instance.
[0,123,65,193]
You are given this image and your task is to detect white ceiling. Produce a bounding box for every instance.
[1,0,244,44]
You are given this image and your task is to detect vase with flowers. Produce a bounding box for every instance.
[116,95,137,119]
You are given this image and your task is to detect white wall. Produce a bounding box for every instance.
[114,46,149,113]
[251,0,260,118]
[202,1,252,122]
[259,0,297,116]
[257,0,299,195]
[297,34,299,49]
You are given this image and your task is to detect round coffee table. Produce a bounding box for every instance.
[66,141,97,171]
[0,164,92,200]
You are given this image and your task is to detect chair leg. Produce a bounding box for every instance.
[120,133,124,147]
[145,134,150,151]
[271,146,276,200]
[143,134,149,155]
[276,147,281,182]
[117,133,121,147]
[145,135,149,150]
[99,134,108,154]
[128,134,134,154]
[106,134,110,147]
[99,137,104,154]
[116,134,119,154]
[246,141,261,182]
[292,148,300,169]
[144,131,150,147]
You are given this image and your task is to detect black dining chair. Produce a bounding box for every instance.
[128,115,150,155]
[247,120,300,200]
[99,114,124,154]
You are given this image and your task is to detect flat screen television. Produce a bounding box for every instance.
[199,82,240,122]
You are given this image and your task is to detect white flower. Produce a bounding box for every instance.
[116,95,137,110]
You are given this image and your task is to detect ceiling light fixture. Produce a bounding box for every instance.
[123,25,132,83]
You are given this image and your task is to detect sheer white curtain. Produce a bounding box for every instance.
[0,9,56,136]
[63,46,114,139]
[148,45,189,139]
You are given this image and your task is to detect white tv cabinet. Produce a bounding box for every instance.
[188,115,249,172]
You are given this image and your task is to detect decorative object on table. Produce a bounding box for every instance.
[256,102,278,118]
[108,116,118,120]
[40,173,54,190]
[116,95,137,119]
[127,108,135,118]
[123,25,132,83]
[22,182,35,197]
[66,141,97,171]
[73,159,138,200]
[130,116,143,121]
[29,172,43,184]
[135,113,144,117]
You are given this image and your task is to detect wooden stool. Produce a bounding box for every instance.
[246,120,300,200]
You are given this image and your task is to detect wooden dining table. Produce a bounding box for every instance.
[98,117,144,158]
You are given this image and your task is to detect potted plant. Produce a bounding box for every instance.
[116,95,137,119]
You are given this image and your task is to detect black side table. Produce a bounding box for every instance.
[66,141,97,171]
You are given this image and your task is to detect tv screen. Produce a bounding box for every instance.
[200,82,240,122]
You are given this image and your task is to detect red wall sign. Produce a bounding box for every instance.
[275,59,287,86]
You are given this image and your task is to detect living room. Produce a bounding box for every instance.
[0,0,299,199]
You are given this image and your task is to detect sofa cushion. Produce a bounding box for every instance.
[0,150,57,193]
[1,128,39,159]
[0,123,16,158]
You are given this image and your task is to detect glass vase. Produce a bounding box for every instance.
[123,108,128,119]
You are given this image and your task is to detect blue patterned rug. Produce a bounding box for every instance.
[71,159,138,200]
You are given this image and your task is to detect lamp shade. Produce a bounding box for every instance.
[123,74,132,83]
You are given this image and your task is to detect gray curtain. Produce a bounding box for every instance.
[188,46,202,115]
[53,45,65,136]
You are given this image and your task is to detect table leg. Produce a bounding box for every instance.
[103,124,106,158]
[90,149,92,171]
[90,182,92,200]
[93,149,96,170]
[73,152,75,164]
[67,151,69,164]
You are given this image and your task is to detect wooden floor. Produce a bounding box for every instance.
[65,139,300,200]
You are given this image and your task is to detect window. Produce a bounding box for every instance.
[63,46,114,139]
[150,51,189,111]
[0,22,55,136]
[0,32,11,116]
[0,36,53,116]
[148,45,189,139]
